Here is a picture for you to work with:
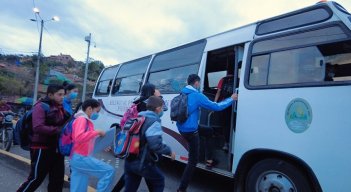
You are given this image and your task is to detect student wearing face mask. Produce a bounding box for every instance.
[62,81,79,115]
[70,99,115,192]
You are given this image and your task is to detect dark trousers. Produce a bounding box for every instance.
[199,127,215,161]
[124,160,165,192]
[111,174,125,192]
[17,148,64,192]
[179,131,200,191]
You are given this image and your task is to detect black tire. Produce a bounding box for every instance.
[245,158,312,192]
[1,128,13,151]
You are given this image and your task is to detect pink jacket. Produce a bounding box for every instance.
[71,111,99,156]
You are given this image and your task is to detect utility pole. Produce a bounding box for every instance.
[33,19,44,104]
[31,7,59,105]
[82,33,91,101]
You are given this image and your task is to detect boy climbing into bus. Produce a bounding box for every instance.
[175,74,238,192]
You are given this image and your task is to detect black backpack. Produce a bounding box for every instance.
[15,110,33,151]
[14,102,50,151]
[170,93,189,123]
[220,76,234,99]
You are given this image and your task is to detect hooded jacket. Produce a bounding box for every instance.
[176,85,234,133]
[71,110,100,157]
[31,97,70,149]
[140,111,171,156]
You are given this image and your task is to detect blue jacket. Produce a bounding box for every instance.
[63,97,73,115]
[139,111,172,158]
[176,85,234,133]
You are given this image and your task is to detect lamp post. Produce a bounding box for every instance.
[82,33,91,101]
[31,7,59,105]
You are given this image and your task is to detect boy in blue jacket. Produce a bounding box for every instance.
[124,96,176,192]
[177,74,238,192]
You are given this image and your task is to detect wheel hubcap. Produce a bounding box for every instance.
[256,171,296,192]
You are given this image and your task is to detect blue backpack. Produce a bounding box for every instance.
[59,118,88,156]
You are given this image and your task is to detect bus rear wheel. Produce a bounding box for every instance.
[245,158,312,192]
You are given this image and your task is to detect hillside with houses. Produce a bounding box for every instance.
[0,53,104,105]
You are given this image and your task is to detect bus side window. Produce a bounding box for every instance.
[112,57,150,96]
[147,40,206,93]
[112,78,121,94]
[95,66,119,96]
[249,25,351,88]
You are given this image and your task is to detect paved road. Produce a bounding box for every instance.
[0,152,70,191]
[5,146,235,191]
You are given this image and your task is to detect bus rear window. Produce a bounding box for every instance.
[249,40,351,87]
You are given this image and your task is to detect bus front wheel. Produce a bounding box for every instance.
[245,158,312,192]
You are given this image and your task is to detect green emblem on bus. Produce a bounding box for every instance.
[285,98,312,133]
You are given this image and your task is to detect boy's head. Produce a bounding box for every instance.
[47,84,65,104]
[146,96,164,116]
[187,74,201,90]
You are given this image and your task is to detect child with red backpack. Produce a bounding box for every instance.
[112,84,167,192]
[70,99,115,192]
[124,96,175,192]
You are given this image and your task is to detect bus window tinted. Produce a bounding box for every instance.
[116,74,143,94]
[150,40,206,72]
[148,40,205,93]
[249,55,270,86]
[149,64,199,93]
[95,66,119,96]
[112,57,150,95]
[252,26,348,54]
[249,40,351,86]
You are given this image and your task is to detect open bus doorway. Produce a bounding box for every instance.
[199,45,242,172]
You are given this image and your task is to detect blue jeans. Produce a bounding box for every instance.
[124,160,165,192]
[179,131,200,191]
[70,154,115,192]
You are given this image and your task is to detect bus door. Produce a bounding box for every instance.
[200,44,244,172]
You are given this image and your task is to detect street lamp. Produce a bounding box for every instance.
[82,33,91,101]
[31,7,59,105]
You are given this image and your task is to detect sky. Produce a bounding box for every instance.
[0,0,350,66]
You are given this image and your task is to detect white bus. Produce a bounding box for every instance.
[93,1,351,191]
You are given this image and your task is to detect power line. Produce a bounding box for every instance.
[31,0,40,34]
[43,25,65,51]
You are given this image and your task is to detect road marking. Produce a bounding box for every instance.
[0,149,96,192]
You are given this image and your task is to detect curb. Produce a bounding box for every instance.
[0,149,96,192]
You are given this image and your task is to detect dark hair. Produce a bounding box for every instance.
[47,84,65,95]
[146,96,163,111]
[141,83,156,99]
[187,74,200,85]
[82,99,101,111]
[63,81,77,93]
